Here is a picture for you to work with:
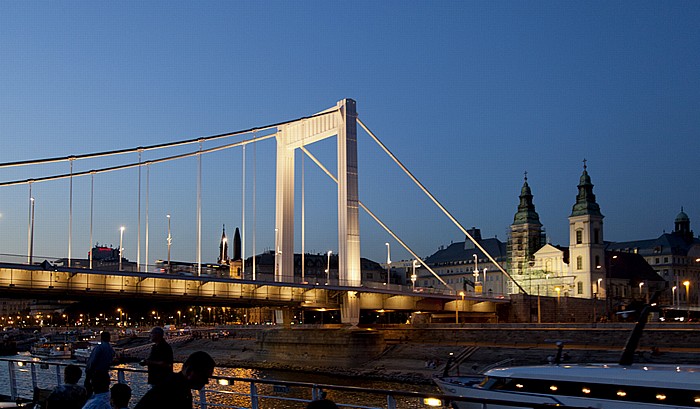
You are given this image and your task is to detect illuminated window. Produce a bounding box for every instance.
[581,387,591,394]
[576,230,583,244]
[616,390,627,397]
[549,385,558,391]
[655,394,666,401]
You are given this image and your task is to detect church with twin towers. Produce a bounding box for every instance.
[507,161,699,304]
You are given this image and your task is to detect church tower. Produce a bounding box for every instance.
[218,225,229,264]
[674,207,694,242]
[508,173,545,289]
[568,161,604,298]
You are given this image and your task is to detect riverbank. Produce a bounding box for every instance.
[149,330,700,385]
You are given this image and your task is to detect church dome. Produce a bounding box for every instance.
[675,207,690,223]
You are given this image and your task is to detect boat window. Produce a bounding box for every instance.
[495,377,700,406]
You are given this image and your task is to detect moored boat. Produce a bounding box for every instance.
[30,341,72,359]
[435,290,700,408]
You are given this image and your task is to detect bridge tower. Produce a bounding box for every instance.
[274,98,361,325]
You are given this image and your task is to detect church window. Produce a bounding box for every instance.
[595,255,600,269]
[577,281,583,294]
[593,229,600,244]
[576,256,583,270]
[576,230,583,244]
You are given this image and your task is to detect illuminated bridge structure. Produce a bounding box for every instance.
[0,262,508,316]
[0,99,521,324]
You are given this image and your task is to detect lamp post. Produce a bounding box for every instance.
[325,250,332,285]
[483,268,488,294]
[177,310,181,325]
[28,197,35,265]
[639,282,644,298]
[672,286,677,308]
[555,286,561,322]
[119,226,125,271]
[166,214,172,274]
[684,280,690,318]
[411,260,418,291]
[117,308,123,326]
[456,291,465,324]
[385,243,391,285]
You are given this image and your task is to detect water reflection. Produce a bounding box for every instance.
[0,356,437,408]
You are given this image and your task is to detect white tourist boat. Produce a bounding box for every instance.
[435,363,700,409]
[30,341,72,359]
[435,292,700,408]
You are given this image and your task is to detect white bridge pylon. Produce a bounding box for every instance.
[274,99,361,324]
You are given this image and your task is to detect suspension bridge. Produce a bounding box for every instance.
[0,99,517,324]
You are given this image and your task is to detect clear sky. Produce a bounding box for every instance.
[0,1,699,266]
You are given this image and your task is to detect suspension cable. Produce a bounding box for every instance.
[299,146,452,290]
[357,117,527,295]
[0,109,339,170]
[0,132,276,188]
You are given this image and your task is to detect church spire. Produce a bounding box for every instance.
[218,224,229,264]
[513,171,541,225]
[571,159,602,217]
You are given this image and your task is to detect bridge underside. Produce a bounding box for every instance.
[0,264,507,314]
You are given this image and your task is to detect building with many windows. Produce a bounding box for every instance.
[418,227,509,296]
[607,208,700,306]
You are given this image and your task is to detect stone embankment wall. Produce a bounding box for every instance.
[231,323,699,370]
[255,328,385,367]
[379,324,700,351]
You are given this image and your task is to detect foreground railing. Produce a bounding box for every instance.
[0,358,587,409]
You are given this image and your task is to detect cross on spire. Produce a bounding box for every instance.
[524,170,528,181]
[583,158,587,170]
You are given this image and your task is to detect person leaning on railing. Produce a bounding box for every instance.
[134,351,215,409]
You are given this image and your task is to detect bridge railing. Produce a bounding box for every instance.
[0,357,589,409]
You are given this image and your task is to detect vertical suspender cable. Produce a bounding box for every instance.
[89,173,94,269]
[137,151,142,272]
[68,158,73,267]
[27,183,32,264]
[145,165,150,272]
[197,141,202,276]
[301,139,305,283]
[252,139,257,281]
[242,145,246,276]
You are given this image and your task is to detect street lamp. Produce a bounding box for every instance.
[117,308,123,326]
[597,278,603,296]
[672,286,677,308]
[177,310,181,325]
[639,282,644,298]
[28,197,35,265]
[166,214,172,274]
[456,291,465,324]
[411,260,419,291]
[385,243,391,285]
[483,268,488,294]
[119,226,125,271]
[684,280,690,318]
[555,286,561,322]
[325,250,332,285]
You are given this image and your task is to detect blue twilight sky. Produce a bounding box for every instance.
[0,1,699,267]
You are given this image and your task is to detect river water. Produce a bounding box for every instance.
[0,354,440,408]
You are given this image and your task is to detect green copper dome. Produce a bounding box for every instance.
[571,161,602,217]
[513,174,541,225]
[675,207,690,223]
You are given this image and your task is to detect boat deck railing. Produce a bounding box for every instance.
[0,357,588,409]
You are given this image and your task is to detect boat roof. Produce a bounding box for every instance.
[485,364,700,390]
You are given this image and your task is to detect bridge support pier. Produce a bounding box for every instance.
[341,292,360,326]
